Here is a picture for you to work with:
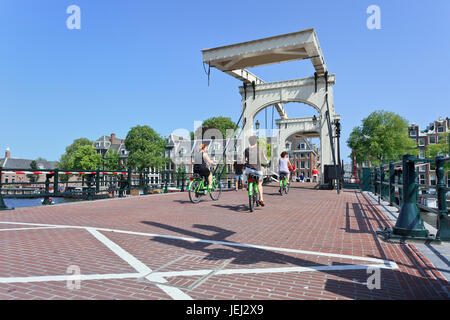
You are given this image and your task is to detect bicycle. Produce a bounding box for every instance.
[188,173,222,203]
[247,173,261,212]
[279,172,290,195]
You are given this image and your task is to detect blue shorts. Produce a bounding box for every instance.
[235,174,245,181]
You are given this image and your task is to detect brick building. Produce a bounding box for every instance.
[0,147,56,185]
[408,117,450,187]
[285,137,319,182]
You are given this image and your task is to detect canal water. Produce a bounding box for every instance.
[3,197,81,209]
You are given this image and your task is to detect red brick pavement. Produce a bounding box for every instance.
[0,183,448,300]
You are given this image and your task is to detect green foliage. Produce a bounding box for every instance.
[347,110,418,165]
[27,160,40,183]
[125,125,167,172]
[201,117,237,139]
[68,145,102,170]
[57,138,93,182]
[104,149,121,170]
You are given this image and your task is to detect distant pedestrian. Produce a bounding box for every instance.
[299,172,305,183]
[234,160,245,191]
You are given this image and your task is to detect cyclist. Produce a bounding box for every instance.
[244,135,268,207]
[193,143,217,189]
[279,151,293,189]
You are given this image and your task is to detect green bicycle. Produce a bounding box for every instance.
[247,173,261,212]
[188,174,222,203]
[279,173,290,195]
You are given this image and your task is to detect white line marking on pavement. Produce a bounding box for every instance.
[0,226,65,232]
[86,228,192,300]
[0,221,397,267]
[0,273,142,284]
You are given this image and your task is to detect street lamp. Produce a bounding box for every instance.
[255,120,260,136]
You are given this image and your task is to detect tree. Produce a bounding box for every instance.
[347,110,418,165]
[104,149,121,171]
[68,145,102,171]
[195,117,237,139]
[125,125,167,172]
[27,160,40,184]
[57,138,93,170]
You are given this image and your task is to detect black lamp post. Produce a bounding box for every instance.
[255,120,260,135]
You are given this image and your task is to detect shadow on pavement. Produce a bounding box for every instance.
[140,220,449,299]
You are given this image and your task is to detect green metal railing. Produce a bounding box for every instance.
[0,166,241,210]
[361,154,450,241]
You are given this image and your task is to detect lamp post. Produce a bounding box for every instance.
[255,120,260,136]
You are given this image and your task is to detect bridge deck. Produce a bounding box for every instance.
[0,183,448,300]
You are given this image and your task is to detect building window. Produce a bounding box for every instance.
[419,165,426,172]
[429,136,436,144]
[12,177,15,183]
[418,138,425,146]
[5,177,8,183]
[437,126,444,133]
[447,173,450,188]
[430,174,437,186]
[410,130,417,137]
[306,161,310,169]
[419,174,426,185]
[300,143,306,150]
[301,161,305,169]
[419,149,425,158]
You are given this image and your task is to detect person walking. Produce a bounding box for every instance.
[233,159,245,191]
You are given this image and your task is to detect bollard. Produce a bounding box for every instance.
[392,154,429,238]
[436,156,450,240]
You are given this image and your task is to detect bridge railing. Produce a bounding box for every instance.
[0,167,242,210]
[360,154,450,241]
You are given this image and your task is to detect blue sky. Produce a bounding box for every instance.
[1,0,449,163]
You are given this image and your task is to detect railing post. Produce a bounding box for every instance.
[42,173,52,205]
[95,169,100,194]
[143,168,149,195]
[361,168,371,191]
[380,163,386,200]
[389,161,395,206]
[0,167,11,210]
[436,155,450,240]
[164,171,168,194]
[392,154,429,238]
[127,168,132,195]
[181,172,185,192]
[53,169,59,196]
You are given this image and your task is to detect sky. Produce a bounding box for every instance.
[1,0,449,163]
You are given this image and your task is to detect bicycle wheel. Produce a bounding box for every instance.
[285,182,290,194]
[209,178,222,201]
[188,179,203,203]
